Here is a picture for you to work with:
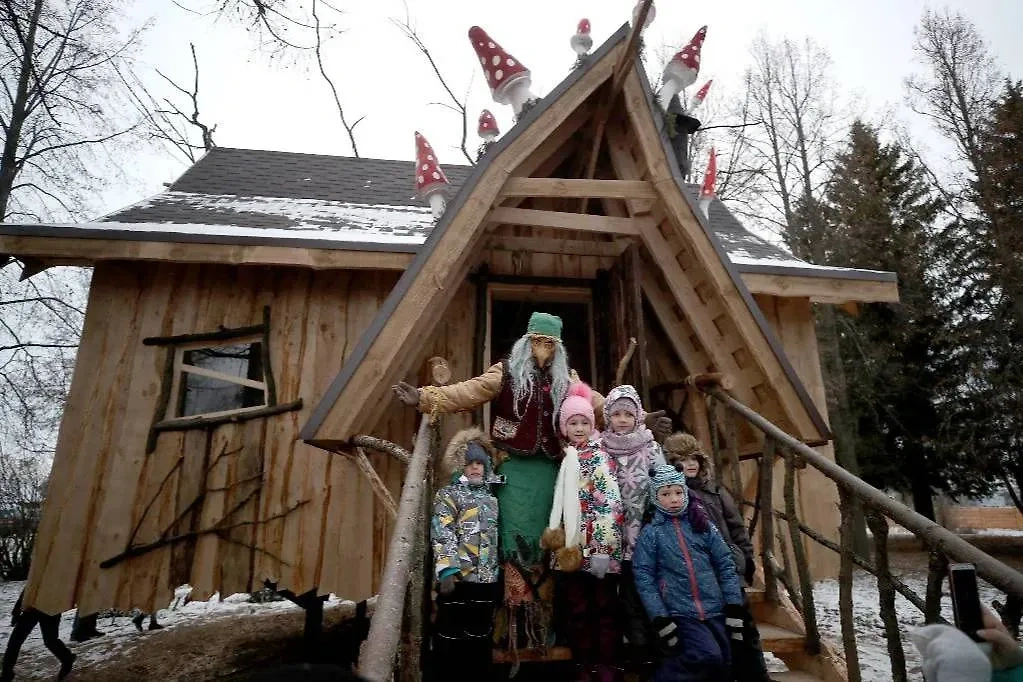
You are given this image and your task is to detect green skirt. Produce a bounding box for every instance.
[495,454,558,564]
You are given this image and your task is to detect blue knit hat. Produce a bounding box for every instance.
[649,464,688,513]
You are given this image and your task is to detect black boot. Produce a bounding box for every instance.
[131,612,145,632]
[58,652,76,680]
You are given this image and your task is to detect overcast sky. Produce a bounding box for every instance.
[107,0,1022,217]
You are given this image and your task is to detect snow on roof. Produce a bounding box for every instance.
[0,147,894,281]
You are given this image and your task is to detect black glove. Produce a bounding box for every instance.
[744,556,756,586]
[652,615,680,655]
[725,603,746,643]
[438,574,457,596]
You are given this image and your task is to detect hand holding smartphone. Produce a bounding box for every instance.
[949,562,985,643]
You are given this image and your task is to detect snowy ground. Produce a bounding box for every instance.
[809,552,1018,682]
[0,582,356,680]
[0,549,1019,679]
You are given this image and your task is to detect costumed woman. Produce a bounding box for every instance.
[393,312,602,650]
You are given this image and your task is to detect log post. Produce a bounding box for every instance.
[784,447,819,655]
[758,436,777,603]
[867,508,907,682]
[359,418,433,682]
[726,410,743,503]
[925,550,948,625]
[708,396,724,485]
[838,487,862,682]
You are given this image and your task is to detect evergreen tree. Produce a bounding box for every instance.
[952,81,1023,513]
[821,121,990,517]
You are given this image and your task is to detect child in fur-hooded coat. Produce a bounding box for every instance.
[431,427,501,674]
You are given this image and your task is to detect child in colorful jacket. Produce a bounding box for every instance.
[600,384,666,664]
[431,428,501,675]
[633,465,746,682]
[542,382,625,682]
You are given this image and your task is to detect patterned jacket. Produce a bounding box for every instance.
[554,438,625,574]
[431,475,499,583]
[632,507,743,620]
[611,441,666,561]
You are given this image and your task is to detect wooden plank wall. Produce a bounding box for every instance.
[755,294,840,579]
[25,261,476,615]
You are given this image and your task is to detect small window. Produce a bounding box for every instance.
[174,341,267,419]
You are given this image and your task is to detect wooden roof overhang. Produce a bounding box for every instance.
[299,24,835,447]
[0,225,898,306]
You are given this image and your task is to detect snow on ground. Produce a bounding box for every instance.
[811,563,1005,682]
[0,581,353,679]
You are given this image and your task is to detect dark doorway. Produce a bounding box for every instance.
[490,298,595,385]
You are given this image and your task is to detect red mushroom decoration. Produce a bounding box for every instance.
[689,79,713,113]
[478,109,500,142]
[468,26,537,118]
[698,147,717,220]
[414,131,450,219]
[659,26,708,110]
[632,0,656,30]
[571,18,592,56]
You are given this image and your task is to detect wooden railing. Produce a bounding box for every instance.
[701,386,1023,682]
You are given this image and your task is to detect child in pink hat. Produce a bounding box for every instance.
[542,382,625,682]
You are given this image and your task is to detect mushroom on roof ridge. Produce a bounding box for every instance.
[468,26,537,118]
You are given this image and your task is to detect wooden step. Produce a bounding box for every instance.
[758,623,806,654]
[746,586,765,604]
[493,645,572,664]
[770,672,825,682]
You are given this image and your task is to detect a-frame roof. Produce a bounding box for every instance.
[300,24,832,446]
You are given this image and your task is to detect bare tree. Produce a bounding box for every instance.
[0,0,143,222]
[906,8,1000,197]
[118,43,217,164]
[391,5,475,165]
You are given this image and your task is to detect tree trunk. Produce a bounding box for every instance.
[0,0,44,220]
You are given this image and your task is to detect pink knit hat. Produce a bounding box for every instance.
[559,382,595,436]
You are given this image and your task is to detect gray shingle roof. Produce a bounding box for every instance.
[95,147,892,282]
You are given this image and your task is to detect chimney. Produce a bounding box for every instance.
[666,95,701,179]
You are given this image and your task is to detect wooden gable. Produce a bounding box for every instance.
[301,25,830,447]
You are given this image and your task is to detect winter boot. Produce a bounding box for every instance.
[57,652,76,680]
[131,612,145,632]
[148,614,164,631]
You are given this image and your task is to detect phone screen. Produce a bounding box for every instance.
[949,563,984,642]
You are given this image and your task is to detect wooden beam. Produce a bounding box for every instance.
[486,235,631,258]
[740,272,900,304]
[500,178,657,200]
[641,272,709,378]
[578,0,653,214]
[488,206,651,235]
[0,235,415,271]
[619,68,824,441]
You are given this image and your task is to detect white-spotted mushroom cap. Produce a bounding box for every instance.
[689,79,713,111]
[571,18,593,54]
[700,147,717,201]
[632,0,656,29]
[414,131,449,200]
[478,109,500,140]
[663,26,708,90]
[468,26,531,105]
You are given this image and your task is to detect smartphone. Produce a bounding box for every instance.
[949,563,984,642]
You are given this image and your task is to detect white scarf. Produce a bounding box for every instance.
[548,445,582,548]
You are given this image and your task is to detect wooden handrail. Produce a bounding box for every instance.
[705,387,1023,600]
[358,417,433,682]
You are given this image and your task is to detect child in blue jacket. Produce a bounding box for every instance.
[632,464,746,681]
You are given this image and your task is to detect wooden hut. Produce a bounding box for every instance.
[0,25,897,616]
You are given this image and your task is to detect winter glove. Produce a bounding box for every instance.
[979,606,1023,672]
[438,574,458,596]
[725,603,747,642]
[644,411,673,443]
[744,556,757,586]
[392,381,420,406]
[912,624,992,682]
[588,553,610,579]
[651,616,680,656]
